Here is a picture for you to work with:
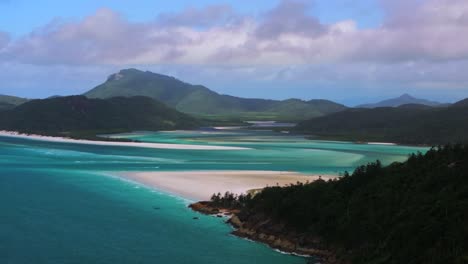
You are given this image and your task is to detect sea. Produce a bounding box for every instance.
[0,129,428,264]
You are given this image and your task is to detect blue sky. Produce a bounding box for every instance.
[0,0,466,105]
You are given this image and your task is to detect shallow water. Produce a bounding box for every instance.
[0,129,428,264]
[107,129,427,174]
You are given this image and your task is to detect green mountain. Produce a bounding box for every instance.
[296,99,468,144]
[84,69,347,120]
[358,93,443,108]
[0,95,29,111]
[0,96,199,137]
[208,145,468,264]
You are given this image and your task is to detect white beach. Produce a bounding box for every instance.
[0,131,249,150]
[117,170,338,201]
[367,142,397,146]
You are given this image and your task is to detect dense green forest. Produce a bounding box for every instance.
[0,95,199,138]
[211,145,468,264]
[0,102,15,111]
[296,99,468,145]
[85,69,347,120]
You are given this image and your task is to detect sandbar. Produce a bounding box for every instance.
[0,130,249,150]
[117,170,338,201]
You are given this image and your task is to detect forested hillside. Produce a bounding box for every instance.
[296,100,468,144]
[208,145,468,263]
[85,69,347,120]
[0,96,199,137]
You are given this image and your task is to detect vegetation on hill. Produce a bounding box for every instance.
[208,145,468,264]
[0,102,15,111]
[295,99,468,145]
[358,93,443,108]
[0,95,29,111]
[84,69,347,120]
[0,95,199,138]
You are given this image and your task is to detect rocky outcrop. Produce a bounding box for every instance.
[189,202,239,216]
[189,202,220,215]
[189,202,344,264]
[228,218,337,261]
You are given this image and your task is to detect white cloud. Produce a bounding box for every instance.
[0,0,467,101]
[2,0,468,66]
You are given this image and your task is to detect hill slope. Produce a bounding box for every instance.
[84,69,347,120]
[0,95,29,111]
[0,96,199,137]
[358,94,442,108]
[205,145,468,264]
[296,99,468,144]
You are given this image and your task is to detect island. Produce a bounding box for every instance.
[190,145,468,264]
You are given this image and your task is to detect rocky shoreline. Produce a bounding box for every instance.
[189,202,344,264]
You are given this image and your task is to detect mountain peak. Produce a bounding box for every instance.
[120,68,142,73]
[107,68,143,82]
[399,93,415,99]
[84,68,347,120]
[358,94,441,108]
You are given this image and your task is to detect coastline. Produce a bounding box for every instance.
[190,202,341,264]
[116,170,338,201]
[189,201,340,264]
[113,169,340,262]
[0,130,249,150]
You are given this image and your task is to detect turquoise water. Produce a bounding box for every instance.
[106,129,427,174]
[0,129,428,264]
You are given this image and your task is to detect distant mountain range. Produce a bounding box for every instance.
[296,98,468,145]
[358,94,444,108]
[0,96,198,138]
[84,69,347,121]
[1,70,455,122]
[1,68,466,144]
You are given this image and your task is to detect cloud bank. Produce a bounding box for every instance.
[0,0,467,103]
[2,0,467,65]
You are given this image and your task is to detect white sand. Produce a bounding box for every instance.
[0,131,249,150]
[213,126,245,130]
[367,142,396,146]
[117,170,338,201]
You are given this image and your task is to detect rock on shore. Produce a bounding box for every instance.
[189,202,344,264]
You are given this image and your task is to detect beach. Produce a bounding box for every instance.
[117,170,338,201]
[0,130,249,150]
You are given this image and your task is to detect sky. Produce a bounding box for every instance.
[0,0,467,105]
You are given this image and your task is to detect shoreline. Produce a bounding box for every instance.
[0,130,249,150]
[116,170,338,201]
[114,169,339,261]
[189,202,339,263]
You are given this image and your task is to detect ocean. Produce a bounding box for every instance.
[0,129,428,263]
